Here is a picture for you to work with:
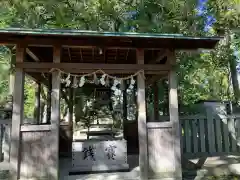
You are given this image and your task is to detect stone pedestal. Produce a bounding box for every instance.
[72,140,129,172]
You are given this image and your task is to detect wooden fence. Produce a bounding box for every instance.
[179,114,240,155]
[0,119,56,179]
[1,115,240,158]
[0,119,11,179]
[0,114,240,178]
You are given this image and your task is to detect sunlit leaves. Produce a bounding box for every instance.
[0,0,238,107]
[24,77,35,118]
[207,0,240,29]
[178,50,231,104]
[0,0,202,34]
[0,46,11,104]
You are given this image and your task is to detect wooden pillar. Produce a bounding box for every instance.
[168,51,182,179]
[10,44,25,179]
[0,125,3,161]
[47,75,52,124]
[153,82,159,121]
[123,81,127,135]
[34,82,41,124]
[123,81,127,120]
[50,45,61,180]
[69,88,74,124]
[68,87,74,154]
[136,49,148,180]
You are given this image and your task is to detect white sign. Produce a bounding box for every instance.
[72,140,129,171]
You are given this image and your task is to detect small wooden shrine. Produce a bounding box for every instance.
[0,29,221,180]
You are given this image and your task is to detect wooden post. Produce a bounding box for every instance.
[34,82,41,124]
[68,87,74,154]
[10,44,25,179]
[123,81,127,137]
[3,124,11,163]
[136,49,148,180]
[192,119,199,153]
[215,117,223,152]
[0,124,3,161]
[206,108,216,153]
[50,45,61,180]
[47,75,52,124]
[153,82,159,121]
[199,118,206,152]
[184,120,191,153]
[69,88,73,125]
[168,51,182,179]
[123,81,127,120]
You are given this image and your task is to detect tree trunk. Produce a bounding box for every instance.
[227,32,240,103]
[229,57,240,103]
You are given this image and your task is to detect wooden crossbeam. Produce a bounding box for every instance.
[16,62,170,74]
[146,75,167,85]
[156,50,170,63]
[0,37,164,49]
[26,48,49,86]
[26,48,40,62]
[148,49,170,64]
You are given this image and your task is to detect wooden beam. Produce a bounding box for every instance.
[156,50,170,63]
[25,73,40,83]
[68,48,72,62]
[50,45,61,180]
[16,62,170,74]
[0,36,165,49]
[64,45,162,50]
[0,35,219,50]
[26,72,48,86]
[148,49,170,64]
[136,49,148,180]
[26,47,49,88]
[26,48,40,62]
[10,43,25,179]
[20,125,51,132]
[24,68,167,75]
[16,62,170,71]
[168,51,182,179]
[146,75,167,85]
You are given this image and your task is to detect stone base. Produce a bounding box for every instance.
[72,140,128,172]
[70,163,129,173]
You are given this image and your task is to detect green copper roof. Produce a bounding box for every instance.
[0,28,222,41]
[0,28,222,49]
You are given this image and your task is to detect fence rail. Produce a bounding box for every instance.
[180,114,240,155]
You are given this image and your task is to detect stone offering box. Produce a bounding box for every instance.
[72,140,129,172]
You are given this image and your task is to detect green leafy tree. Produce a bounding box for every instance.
[0,0,239,110]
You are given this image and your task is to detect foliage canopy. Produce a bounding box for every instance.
[0,0,239,117]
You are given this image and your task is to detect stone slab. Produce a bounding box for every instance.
[72,140,128,172]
